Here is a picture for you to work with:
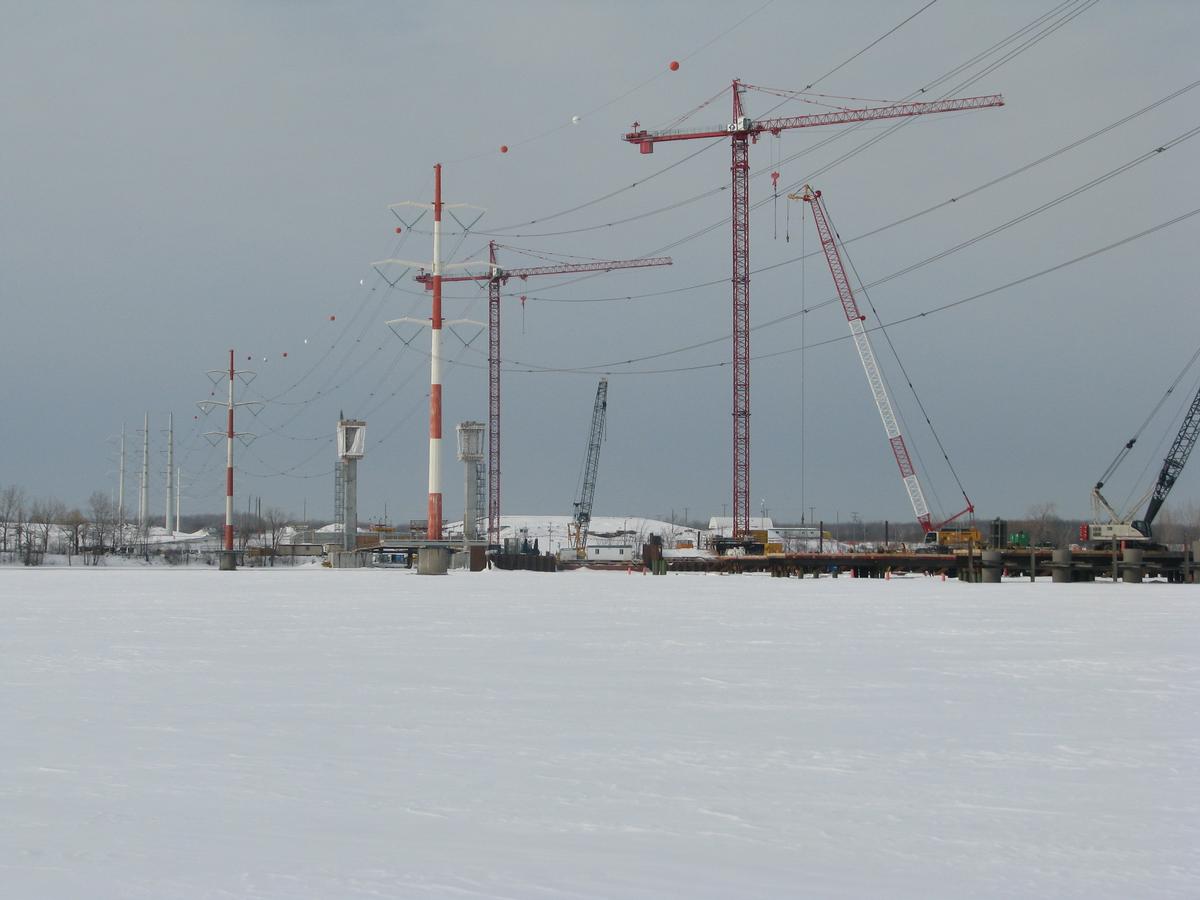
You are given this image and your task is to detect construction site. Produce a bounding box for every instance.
[11,4,1195,584]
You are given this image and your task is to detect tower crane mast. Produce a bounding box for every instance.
[571,378,609,558]
[416,248,671,547]
[624,80,1002,538]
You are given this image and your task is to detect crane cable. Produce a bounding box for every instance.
[490,75,1200,309]
[499,205,1200,377]
[431,0,947,238]
[1096,343,1200,490]
[1116,369,1200,517]
[823,198,967,523]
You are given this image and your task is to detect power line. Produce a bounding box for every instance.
[497,204,1200,376]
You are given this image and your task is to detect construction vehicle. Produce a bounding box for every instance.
[792,185,975,541]
[922,527,984,550]
[1086,357,1200,543]
[568,379,608,559]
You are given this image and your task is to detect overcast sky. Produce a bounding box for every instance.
[3,0,1199,528]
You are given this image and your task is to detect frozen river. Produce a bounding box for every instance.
[2,567,1197,898]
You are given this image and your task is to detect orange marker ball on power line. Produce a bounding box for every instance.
[669,60,680,71]
[500,145,508,154]
[282,352,288,358]
[395,226,402,234]
[329,315,336,321]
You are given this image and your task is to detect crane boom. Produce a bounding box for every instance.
[798,185,934,533]
[572,378,608,557]
[1089,360,1200,541]
[1143,383,1200,528]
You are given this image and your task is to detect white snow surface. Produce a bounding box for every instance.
[1,569,1197,899]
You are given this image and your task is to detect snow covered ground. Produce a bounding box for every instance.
[1,568,1196,899]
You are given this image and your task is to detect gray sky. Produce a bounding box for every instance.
[3,0,1199,527]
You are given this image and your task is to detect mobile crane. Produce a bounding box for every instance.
[792,185,974,540]
[569,379,608,559]
[1086,364,1200,543]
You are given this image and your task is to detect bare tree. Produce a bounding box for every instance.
[29,497,66,558]
[0,485,24,554]
[87,491,115,553]
[262,507,291,554]
[1023,502,1065,546]
[234,511,263,552]
[61,507,87,560]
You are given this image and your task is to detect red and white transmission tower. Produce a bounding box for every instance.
[378,165,485,541]
[624,81,1002,537]
[418,244,671,546]
[796,184,973,534]
[197,350,261,565]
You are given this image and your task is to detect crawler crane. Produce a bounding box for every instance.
[792,185,974,538]
[569,379,608,559]
[1087,364,1200,543]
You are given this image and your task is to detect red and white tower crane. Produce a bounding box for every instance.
[624,81,1002,537]
[417,245,671,546]
[795,184,973,534]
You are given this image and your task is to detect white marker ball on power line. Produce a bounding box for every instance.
[360,279,364,285]
[571,115,580,124]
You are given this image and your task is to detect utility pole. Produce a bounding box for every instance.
[198,350,260,569]
[117,422,126,529]
[138,412,149,537]
[164,413,174,534]
[175,466,182,532]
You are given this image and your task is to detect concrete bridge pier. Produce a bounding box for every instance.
[418,546,450,575]
[981,550,1003,584]
[1121,548,1144,584]
[1051,548,1073,584]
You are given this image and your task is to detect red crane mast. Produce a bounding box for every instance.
[417,246,672,546]
[624,81,1002,538]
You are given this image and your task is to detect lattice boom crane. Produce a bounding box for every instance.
[416,247,671,546]
[571,378,609,558]
[623,80,1002,538]
[796,184,973,535]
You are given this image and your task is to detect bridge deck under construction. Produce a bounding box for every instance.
[664,548,1196,582]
